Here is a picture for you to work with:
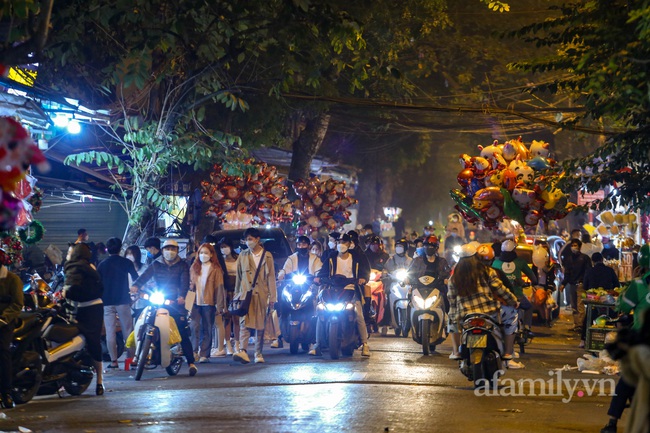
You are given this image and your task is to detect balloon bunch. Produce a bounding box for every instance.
[450,137,575,229]
[293,177,357,233]
[201,159,294,226]
[0,117,49,231]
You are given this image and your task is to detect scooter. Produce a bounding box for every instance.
[317,275,361,360]
[387,269,410,337]
[367,269,386,334]
[11,305,95,404]
[278,273,316,354]
[132,290,184,381]
[408,275,447,355]
[458,313,505,389]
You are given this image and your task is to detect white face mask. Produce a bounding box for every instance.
[311,249,319,255]
[328,240,337,249]
[337,244,349,254]
[246,239,259,250]
[199,253,211,263]
[125,254,135,262]
[395,246,405,255]
[163,250,178,261]
[221,247,231,257]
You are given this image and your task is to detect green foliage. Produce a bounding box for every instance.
[509,0,650,212]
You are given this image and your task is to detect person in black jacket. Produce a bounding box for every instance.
[0,257,24,409]
[216,237,239,355]
[131,239,197,376]
[63,243,105,395]
[561,238,592,332]
[580,252,620,347]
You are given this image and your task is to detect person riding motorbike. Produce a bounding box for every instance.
[312,233,371,357]
[407,235,451,311]
[365,236,390,271]
[130,239,198,376]
[274,236,323,348]
[385,238,413,275]
[447,243,519,360]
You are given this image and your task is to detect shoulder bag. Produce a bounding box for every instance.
[228,249,265,316]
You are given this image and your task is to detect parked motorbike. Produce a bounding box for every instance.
[132,290,184,381]
[367,269,386,334]
[387,269,410,337]
[278,273,316,354]
[458,313,505,389]
[11,305,95,404]
[317,275,361,360]
[408,275,447,355]
[22,270,64,312]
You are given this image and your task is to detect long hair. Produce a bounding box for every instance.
[451,255,489,298]
[125,245,143,271]
[191,243,222,276]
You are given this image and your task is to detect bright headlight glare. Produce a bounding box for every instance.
[412,294,425,310]
[424,295,438,309]
[149,292,165,305]
[326,303,345,312]
[292,274,307,285]
[370,272,377,281]
[282,288,292,302]
[453,245,462,253]
[300,291,313,303]
[395,269,408,282]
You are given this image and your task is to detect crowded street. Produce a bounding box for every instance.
[0,311,614,433]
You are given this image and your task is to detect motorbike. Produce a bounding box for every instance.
[22,270,64,312]
[316,275,361,360]
[132,290,184,381]
[387,269,410,337]
[367,269,387,334]
[10,305,95,404]
[278,273,316,354]
[458,313,505,389]
[408,275,447,355]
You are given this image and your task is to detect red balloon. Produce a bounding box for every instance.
[457,169,474,189]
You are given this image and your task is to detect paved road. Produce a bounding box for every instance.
[0,311,620,433]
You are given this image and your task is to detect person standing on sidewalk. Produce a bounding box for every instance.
[233,228,277,364]
[560,238,592,333]
[0,255,24,409]
[97,237,139,370]
[189,243,227,362]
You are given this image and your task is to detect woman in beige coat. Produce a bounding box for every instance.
[233,228,276,365]
[189,243,227,363]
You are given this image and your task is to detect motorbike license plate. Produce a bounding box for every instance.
[466,334,487,348]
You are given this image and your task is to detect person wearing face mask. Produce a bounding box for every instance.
[189,243,227,362]
[310,241,323,258]
[365,236,389,271]
[559,238,592,333]
[233,228,277,364]
[324,232,341,260]
[97,237,139,370]
[386,238,413,274]
[273,236,323,348]
[125,245,148,321]
[143,237,162,265]
[346,230,371,280]
[216,238,240,355]
[312,233,371,357]
[407,235,451,308]
[131,239,198,376]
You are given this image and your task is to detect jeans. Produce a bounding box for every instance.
[0,323,14,394]
[190,305,216,358]
[567,283,585,327]
[213,314,226,352]
[104,304,134,361]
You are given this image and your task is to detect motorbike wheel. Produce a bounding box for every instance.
[63,368,93,396]
[394,327,402,337]
[11,362,42,404]
[329,322,341,360]
[135,334,153,381]
[341,346,353,357]
[166,355,183,376]
[483,351,499,390]
[422,321,431,356]
[289,326,300,355]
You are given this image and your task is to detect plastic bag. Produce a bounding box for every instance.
[125,331,136,349]
[169,316,182,345]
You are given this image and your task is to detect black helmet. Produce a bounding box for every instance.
[396,238,408,247]
[346,230,359,241]
[368,235,382,245]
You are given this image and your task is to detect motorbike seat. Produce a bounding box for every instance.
[44,323,80,343]
[12,313,41,339]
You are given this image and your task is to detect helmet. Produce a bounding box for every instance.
[396,237,408,247]
[368,235,382,245]
[424,235,439,247]
[476,243,495,261]
[639,244,650,269]
[459,242,478,258]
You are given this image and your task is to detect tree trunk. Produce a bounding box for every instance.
[288,112,331,183]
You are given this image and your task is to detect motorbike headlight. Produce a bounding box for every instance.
[412,293,425,310]
[424,294,438,309]
[292,274,307,285]
[370,272,377,281]
[282,288,292,303]
[326,303,345,312]
[453,245,462,254]
[395,269,408,282]
[299,291,313,303]
[149,292,166,305]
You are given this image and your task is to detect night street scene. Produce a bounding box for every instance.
[1,1,650,432]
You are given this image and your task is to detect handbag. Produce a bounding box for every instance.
[228,249,265,316]
[184,290,196,313]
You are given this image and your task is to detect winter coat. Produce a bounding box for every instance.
[190,263,227,312]
[584,262,620,291]
[408,255,451,290]
[132,256,190,307]
[0,266,23,325]
[280,252,322,277]
[234,249,276,330]
[64,243,103,302]
[385,254,413,275]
